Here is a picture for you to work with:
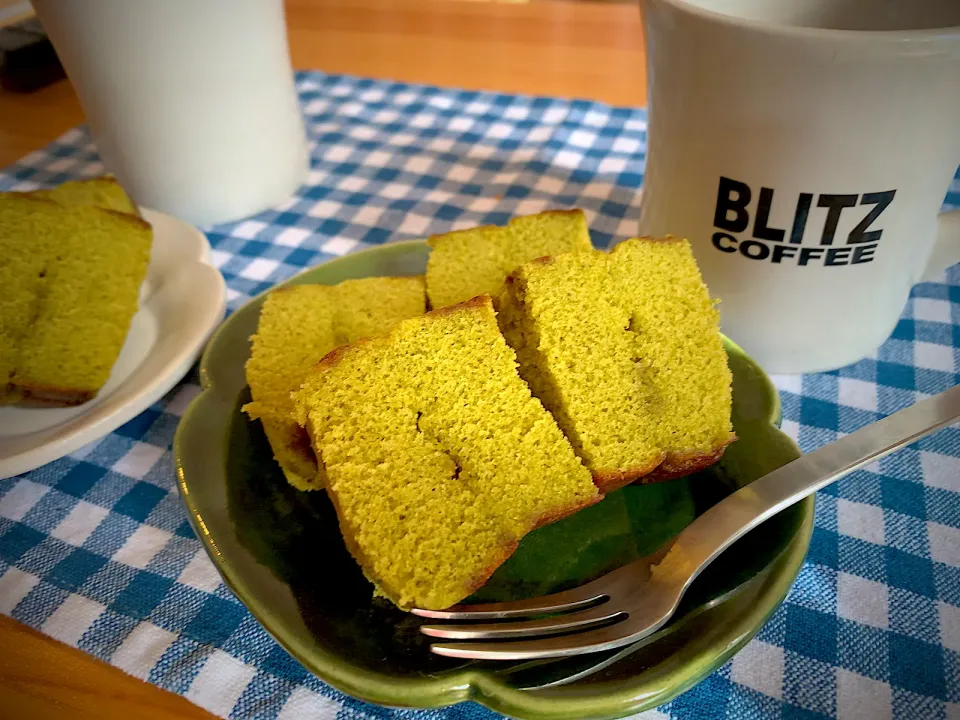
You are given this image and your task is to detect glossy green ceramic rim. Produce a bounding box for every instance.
[175,240,813,720]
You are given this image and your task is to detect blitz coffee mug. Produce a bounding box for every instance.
[636,0,960,374]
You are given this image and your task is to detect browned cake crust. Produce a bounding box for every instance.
[427,293,489,317]
[592,437,737,491]
[312,337,372,373]
[463,538,521,598]
[462,490,602,601]
[14,383,95,407]
[592,455,665,494]
[531,493,603,529]
[537,208,586,219]
[642,440,737,483]
[103,208,152,230]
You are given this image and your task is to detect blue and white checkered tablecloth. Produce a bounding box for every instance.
[1,71,959,720]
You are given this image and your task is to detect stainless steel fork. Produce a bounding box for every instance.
[413,384,960,660]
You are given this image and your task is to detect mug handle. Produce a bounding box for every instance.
[920,210,960,283]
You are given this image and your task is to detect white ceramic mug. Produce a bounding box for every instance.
[635,0,960,374]
[31,0,309,227]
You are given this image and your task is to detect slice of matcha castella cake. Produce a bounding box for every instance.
[496,237,735,492]
[292,295,599,610]
[425,209,593,309]
[242,285,338,490]
[0,193,152,406]
[243,276,426,490]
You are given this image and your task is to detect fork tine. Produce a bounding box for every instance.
[428,612,665,661]
[411,585,609,620]
[412,553,655,620]
[420,604,627,640]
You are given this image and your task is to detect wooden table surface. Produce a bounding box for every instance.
[0,1,647,717]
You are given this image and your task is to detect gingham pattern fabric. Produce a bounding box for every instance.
[1,72,958,720]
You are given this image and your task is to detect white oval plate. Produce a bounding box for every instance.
[0,208,227,479]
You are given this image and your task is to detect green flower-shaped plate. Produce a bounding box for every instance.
[174,240,813,720]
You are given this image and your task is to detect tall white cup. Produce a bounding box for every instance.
[31,0,309,227]
[636,0,960,374]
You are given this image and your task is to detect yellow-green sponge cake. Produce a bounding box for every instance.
[292,296,599,610]
[242,285,338,489]
[331,276,427,346]
[0,197,49,402]
[29,176,139,216]
[425,209,593,309]
[0,194,152,405]
[243,277,426,490]
[497,237,735,492]
[4,176,141,401]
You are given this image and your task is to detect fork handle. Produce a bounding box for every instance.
[656,384,960,594]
